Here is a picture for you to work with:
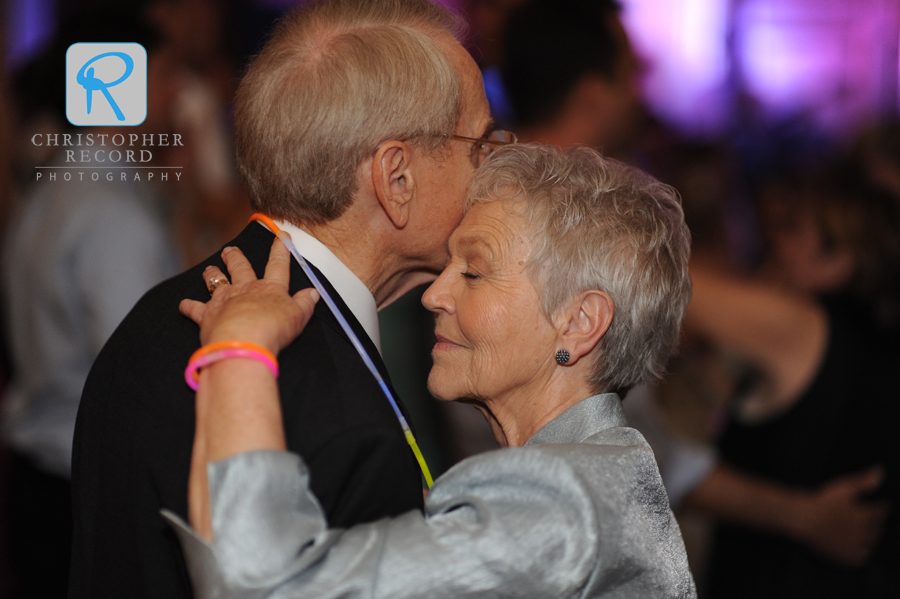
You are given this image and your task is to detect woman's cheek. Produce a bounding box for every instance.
[467,301,519,394]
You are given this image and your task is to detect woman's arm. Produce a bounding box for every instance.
[683,463,888,566]
[687,262,828,403]
[165,445,658,599]
[179,239,319,539]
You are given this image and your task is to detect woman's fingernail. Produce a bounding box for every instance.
[222,246,234,255]
[310,289,320,303]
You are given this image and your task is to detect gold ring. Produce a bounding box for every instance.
[206,273,230,294]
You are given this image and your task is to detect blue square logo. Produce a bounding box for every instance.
[66,43,147,127]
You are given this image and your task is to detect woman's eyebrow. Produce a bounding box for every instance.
[455,235,495,259]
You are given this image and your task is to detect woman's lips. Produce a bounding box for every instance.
[433,334,462,351]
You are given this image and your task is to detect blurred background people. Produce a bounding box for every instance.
[680,160,900,598]
[0,0,260,595]
[142,0,255,266]
[0,11,182,598]
[499,0,642,157]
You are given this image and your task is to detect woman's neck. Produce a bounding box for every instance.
[480,372,597,447]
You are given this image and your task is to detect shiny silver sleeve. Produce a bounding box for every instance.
[163,448,603,599]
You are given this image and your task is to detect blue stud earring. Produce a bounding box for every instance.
[555,349,570,364]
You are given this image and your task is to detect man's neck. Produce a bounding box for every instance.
[272,219,385,350]
[302,220,436,310]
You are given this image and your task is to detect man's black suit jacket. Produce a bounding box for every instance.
[69,223,424,599]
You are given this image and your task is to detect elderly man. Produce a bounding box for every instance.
[69,1,493,598]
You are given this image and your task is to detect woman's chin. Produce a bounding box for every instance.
[427,370,461,402]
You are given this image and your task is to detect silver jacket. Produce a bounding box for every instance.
[165,393,697,598]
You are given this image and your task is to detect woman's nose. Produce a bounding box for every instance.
[422,270,454,314]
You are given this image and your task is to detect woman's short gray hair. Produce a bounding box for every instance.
[468,144,692,394]
[236,0,463,226]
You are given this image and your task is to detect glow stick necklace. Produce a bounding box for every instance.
[250,213,434,488]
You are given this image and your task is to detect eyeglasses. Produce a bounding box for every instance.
[448,129,517,167]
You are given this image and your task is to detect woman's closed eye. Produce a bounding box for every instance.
[462,271,480,281]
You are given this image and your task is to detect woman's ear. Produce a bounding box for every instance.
[372,141,415,229]
[556,290,614,365]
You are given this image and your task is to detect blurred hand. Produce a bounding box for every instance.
[792,467,889,567]
[179,237,319,355]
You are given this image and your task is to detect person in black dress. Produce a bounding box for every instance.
[684,166,900,598]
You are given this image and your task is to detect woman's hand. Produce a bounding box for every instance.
[182,237,318,541]
[179,237,320,355]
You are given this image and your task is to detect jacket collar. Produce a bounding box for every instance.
[524,393,626,447]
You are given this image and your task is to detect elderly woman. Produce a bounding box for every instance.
[166,145,696,598]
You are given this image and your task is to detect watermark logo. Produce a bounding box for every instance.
[66,43,147,127]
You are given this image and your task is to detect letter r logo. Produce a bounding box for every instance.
[66,43,147,127]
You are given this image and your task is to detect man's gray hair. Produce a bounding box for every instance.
[468,144,692,394]
[236,0,464,225]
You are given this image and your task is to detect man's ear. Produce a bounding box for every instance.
[372,141,415,229]
[556,290,614,365]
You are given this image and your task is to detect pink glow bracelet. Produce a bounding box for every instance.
[185,342,279,391]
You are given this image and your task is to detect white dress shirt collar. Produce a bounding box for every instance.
[259,220,381,354]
